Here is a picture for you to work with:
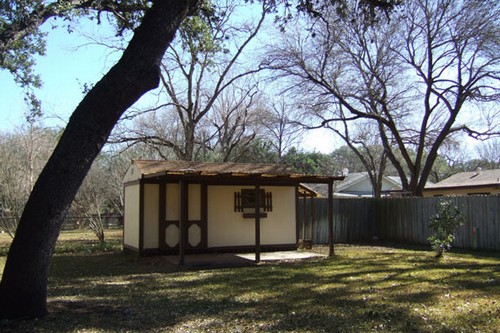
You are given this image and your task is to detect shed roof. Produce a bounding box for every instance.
[124,160,343,184]
[425,169,500,190]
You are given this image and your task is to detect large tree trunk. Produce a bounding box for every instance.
[0,0,195,319]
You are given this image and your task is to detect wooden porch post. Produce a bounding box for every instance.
[179,180,188,265]
[310,193,314,244]
[295,184,300,244]
[328,181,334,256]
[302,192,306,243]
[255,184,261,263]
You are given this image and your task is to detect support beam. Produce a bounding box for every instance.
[255,184,261,263]
[295,184,300,244]
[328,181,334,256]
[179,180,188,265]
[310,193,314,244]
[302,192,306,243]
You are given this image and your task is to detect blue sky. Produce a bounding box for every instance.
[0,13,335,153]
[0,18,122,131]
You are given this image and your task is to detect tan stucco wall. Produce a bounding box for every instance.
[423,186,500,197]
[166,183,179,220]
[207,185,296,248]
[143,184,159,249]
[165,183,202,219]
[261,186,296,245]
[189,184,201,220]
[124,184,140,249]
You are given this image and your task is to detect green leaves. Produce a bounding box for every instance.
[0,0,151,118]
[428,199,465,258]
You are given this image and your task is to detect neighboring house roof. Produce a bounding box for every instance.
[425,169,500,191]
[306,172,402,197]
[336,172,401,196]
[124,160,343,184]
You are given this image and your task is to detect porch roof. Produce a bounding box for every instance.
[126,160,343,184]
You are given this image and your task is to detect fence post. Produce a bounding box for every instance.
[328,181,334,256]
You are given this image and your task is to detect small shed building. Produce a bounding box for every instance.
[122,160,343,262]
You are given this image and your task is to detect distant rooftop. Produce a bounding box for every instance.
[426,169,500,189]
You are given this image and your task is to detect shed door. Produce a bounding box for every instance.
[160,183,207,253]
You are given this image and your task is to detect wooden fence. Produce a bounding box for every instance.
[0,215,123,234]
[299,196,500,251]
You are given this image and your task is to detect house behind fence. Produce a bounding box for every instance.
[300,196,500,251]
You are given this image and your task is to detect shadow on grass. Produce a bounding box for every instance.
[1,247,499,333]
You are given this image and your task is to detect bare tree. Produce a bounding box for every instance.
[476,138,500,169]
[112,0,268,161]
[259,97,304,163]
[203,85,263,161]
[0,125,58,236]
[71,152,129,243]
[332,119,389,197]
[264,0,500,195]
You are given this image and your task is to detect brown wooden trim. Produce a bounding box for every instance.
[122,183,126,251]
[295,184,300,244]
[160,219,209,251]
[123,244,140,253]
[243,213,268,219]
[160,220,180,250]
[123,180,141,186]
[179,180,188,265]
[142,178,307,186]
[139,181,145,253]
[139,248,161,256]
[206,244,298,253]
[302,192,306,242]
[255,184,261,263]
[310,194,315,244]
[141,173,343,184]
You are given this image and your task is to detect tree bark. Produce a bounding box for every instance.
[0,0,195,319]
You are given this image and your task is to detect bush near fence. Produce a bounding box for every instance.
[299,196,500,251]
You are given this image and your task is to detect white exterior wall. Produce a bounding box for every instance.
[166,183,179,220]
[207,185,296,248]
[122,164,141,183]
[188,184,201,220]
[261,186,296,245]
[124,184,140,249]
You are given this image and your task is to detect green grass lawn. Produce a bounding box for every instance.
[0,231,499,332]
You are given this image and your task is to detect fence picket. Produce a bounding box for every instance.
[300,196,499,251]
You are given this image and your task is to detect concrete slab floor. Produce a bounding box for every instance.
[164,251,326,268]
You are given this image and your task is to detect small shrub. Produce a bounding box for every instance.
[428,199,465,258]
